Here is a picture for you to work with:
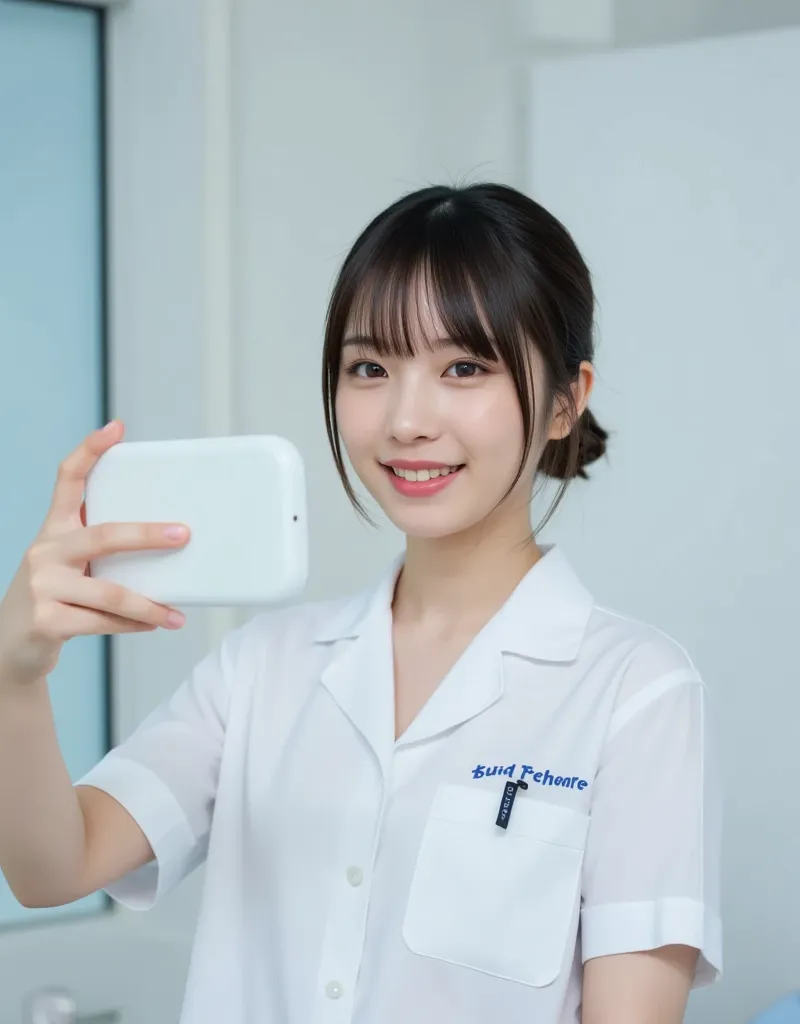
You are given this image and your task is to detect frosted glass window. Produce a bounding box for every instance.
[0,0,108,927]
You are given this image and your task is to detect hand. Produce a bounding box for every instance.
[0,421,191,687]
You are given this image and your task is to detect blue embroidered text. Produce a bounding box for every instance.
[471,763,589,791]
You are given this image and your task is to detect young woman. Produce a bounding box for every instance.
[0,183,721,1023]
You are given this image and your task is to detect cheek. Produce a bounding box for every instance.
[456,385,525,456]
[335,388,378,456]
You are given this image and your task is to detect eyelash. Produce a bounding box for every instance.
[345,360,489,379]
[345,361,385,379]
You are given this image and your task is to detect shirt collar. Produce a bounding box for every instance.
[494,545,594,662]
[313,545,594,664]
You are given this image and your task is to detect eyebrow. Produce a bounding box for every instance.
[341,334,456,351]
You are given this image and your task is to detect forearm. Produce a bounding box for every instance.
[582,947,697,1024]
[0,676,87,907]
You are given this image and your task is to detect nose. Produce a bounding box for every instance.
[385,368,440,444]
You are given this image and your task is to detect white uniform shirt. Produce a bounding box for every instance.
[78,546,722,1024]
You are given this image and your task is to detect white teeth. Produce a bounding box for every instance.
[390,466,460,482]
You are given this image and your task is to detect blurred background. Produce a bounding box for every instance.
[1,0,798,1021]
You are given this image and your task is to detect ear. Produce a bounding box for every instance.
[547,362,595,442]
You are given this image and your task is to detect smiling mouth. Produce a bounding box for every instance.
[385,464,464,483]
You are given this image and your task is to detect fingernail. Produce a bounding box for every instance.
[102,420,117,433]
[164,525,188,540]
[167,611,185,628]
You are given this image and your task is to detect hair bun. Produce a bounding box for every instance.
[576,408,609,477]
[542,408,609,481]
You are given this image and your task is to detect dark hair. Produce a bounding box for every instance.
[322,182,609,530]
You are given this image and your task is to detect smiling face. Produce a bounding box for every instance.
[322,184,599,540]
[335,285,546,541]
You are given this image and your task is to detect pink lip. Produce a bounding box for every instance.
[384,464,463,497]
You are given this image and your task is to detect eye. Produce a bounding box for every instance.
[347,360,386,379]
[444,361,486,379]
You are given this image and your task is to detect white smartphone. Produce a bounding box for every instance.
[84,435,308,607]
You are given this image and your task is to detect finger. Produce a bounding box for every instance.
[50,573,185,630]
[59,521,190,565]
[59,607,160,637]
[45,421,124,528]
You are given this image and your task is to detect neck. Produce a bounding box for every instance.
[393,513,541,630]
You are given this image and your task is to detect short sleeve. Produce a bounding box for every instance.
[76,628,242,911]
[580,649,722,986]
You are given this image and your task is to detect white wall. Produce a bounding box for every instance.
[233,0,522,601]
[530,27,800,1023]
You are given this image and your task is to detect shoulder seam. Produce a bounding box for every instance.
[606,667,704,742]
[593,604,701,667]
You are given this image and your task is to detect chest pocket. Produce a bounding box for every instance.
[402,783,589,988]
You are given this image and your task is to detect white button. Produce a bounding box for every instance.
[346,866,364,887]
[325,980,343,1000]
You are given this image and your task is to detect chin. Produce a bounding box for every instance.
[389,520,461,541]
[378,502,484,541]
